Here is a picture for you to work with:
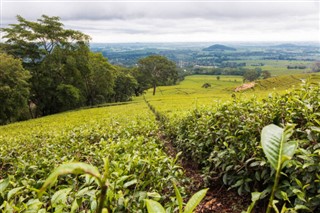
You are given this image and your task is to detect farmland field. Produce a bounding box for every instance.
[233,60,313,76]
[1,74,320,212]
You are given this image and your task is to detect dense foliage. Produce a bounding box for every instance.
[0,103,184,212]
[0,53,30,124]
[137,55,178,95]
[1,15,178,123]
[166,82,320,211]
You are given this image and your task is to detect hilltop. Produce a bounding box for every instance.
[203,44,236,51]
[271,43,299,48]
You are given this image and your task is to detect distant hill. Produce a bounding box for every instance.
[203,44,236,51]
[272,43,299,48]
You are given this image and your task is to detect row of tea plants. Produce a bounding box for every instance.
[0,103,185,212]
[156,82,320,212]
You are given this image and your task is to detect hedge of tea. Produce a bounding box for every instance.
[0,103,184,212]
[169,82,320,211]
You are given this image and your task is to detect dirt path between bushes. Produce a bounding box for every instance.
[159,132,250,213]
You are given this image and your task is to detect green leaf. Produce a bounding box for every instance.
[71,198,79,213]
[261,124,296,170]
[145,199,166,213]
[0,178,10,196]
[184,188,208,213]
[173,182,183,213]
[25,199,43,212]
[123,179,137,188]
[39,162,101,197]
[294,204,311,211]
[7,186,24,200]
[51,188,72,205]
[245,192,261,213]
[102,157,109,183]
[251,192,261,202]
[147,192,161,201]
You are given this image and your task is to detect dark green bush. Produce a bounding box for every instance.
[169,82,320,211]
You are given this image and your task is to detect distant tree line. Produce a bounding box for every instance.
[0,15,178,124]
[287,65,307,69]
[192,66,271,82]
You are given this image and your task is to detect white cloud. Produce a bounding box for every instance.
[1,1,319,42]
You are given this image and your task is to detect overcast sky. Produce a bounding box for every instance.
[1,0,319,43]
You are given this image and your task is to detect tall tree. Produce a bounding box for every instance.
[86,52,115,105]
[137,55,177,95]
[261,70,271,79]
[1,15,91,116]
[2,15,90,63]
[311,62,320,72]
[243,69,260,82]
[110,66,138,102]
[0,53,31,124]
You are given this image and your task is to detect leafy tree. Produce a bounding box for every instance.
[202,83,211,88]
[137,55,178,95]
[1,15,91,116]
[86,52,115,105]
[56,84,82,111]
[110,67,138,102]
[0,53,31,124]
[29,43,90,115]
[311,62,320,72]
[243,69,260,82]
[261,70,271,79]
[1,15,90,63]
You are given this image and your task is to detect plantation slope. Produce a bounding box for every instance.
[141,74,320,118]
[253,73,320,91]
[0,102,185,211]
[141,75,243,116]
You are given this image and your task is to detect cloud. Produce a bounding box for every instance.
[1,1,319,42]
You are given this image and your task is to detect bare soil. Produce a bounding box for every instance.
[159,132,250,213]
[235,82,255,92]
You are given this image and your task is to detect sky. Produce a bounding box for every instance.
[1,0,320,43]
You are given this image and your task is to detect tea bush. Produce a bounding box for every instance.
[0,103,184,212]
[168,82,320,211]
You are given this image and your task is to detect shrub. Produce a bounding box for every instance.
[169,82,320,211]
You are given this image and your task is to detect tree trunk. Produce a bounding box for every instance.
[153,83,156,95]
[28,101,34,119]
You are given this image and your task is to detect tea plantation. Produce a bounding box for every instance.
[1,74,320,212]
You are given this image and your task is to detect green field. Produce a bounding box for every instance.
[140,75,242,117]
[1,74,320,212]
[243,60,312,76]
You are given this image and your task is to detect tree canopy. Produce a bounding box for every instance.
[0,15,180,124]
[137,55,178,95]
[0,53,31,124]
[2,15,90,63]
[243,69,261,82]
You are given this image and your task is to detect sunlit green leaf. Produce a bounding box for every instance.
[51,188,72,205]
[184,188,208,213]
[7,186,24,200]
[145,199,166,213]
[39,162,101,197]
